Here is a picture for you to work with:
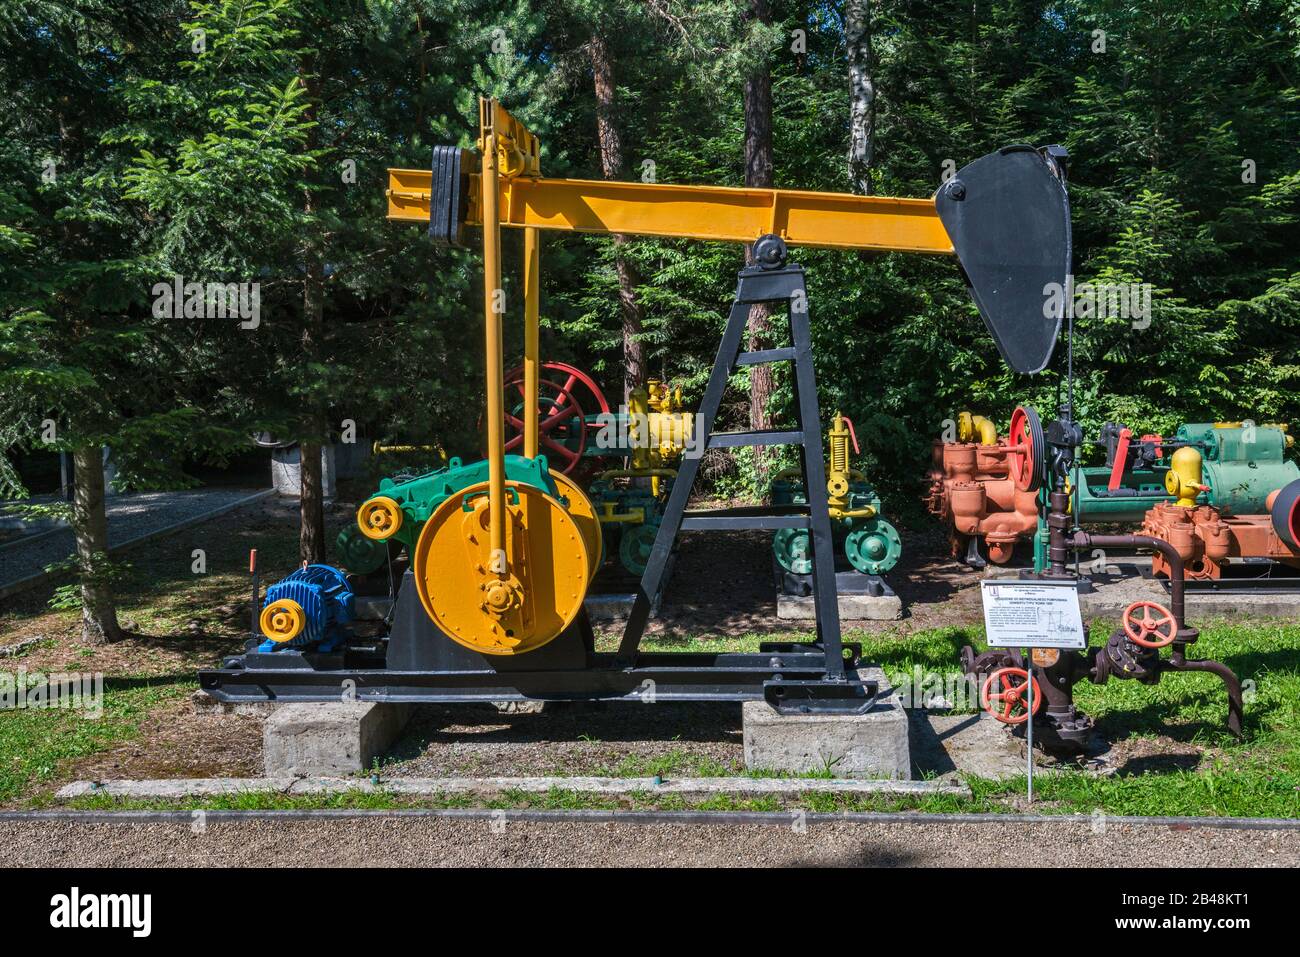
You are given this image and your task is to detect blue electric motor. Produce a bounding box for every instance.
[257,564,354,653]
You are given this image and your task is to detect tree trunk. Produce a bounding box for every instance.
[299,223,327,564]
[589,31,646,402]
[299,58,327,565]
[299,438,326,563]
[846,0,876,195]
[71,446,123,643]
[743,0,775,471]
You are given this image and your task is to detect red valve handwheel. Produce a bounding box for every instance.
[502,377,588,472]
[980,667,1043,725]
[1122,600,1177,649]
[493,361,611,476]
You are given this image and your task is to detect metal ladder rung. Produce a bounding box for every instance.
[680,505,810,531]
[735,347,796,366]
[707,429,804,448]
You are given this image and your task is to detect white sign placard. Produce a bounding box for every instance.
[980,580,1087,649]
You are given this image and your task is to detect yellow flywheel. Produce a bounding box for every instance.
[357,495,403,540]
[550,470,603,579]
[413,480,594,655]
[260,598,306,643]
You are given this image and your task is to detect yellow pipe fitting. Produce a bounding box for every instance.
[597,503,647,525]
[829,504,877,521]
[1165,446,1209,508]
[956,411,997,445]
[971,415,998,446]
[372,442,447,460]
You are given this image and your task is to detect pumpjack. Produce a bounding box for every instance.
[201,99,1073,714]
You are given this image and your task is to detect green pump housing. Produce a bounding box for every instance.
[359,455,558,551]
[1071,422,1297,524]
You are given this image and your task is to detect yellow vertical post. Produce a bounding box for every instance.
[523,227,541,460]
[480,102,507,565]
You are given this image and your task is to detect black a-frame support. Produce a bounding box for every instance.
[619,236,845,679]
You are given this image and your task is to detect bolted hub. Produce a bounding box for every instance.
[482,577,523,617]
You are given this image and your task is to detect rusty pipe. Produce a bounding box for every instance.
[1165,652,1244,738]
[1068,531,1187,629]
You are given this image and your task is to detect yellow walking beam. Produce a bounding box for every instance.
[387,170,954,255]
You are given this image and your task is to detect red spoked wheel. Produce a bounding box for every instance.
[496,361,611,475]
[980,667,1043,725]
[1006,405,1044,493]
[1122,600,1177,649]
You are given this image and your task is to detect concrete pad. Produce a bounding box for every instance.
[908,711,1025,780]
[1078,574,1300,620]
[262,702,412,776]
[55,775,970,801]
[57,778,298,800]
[984,561,1300,619]
[742,668,910,779]
[777,593,903,621]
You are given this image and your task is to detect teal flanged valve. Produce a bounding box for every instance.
[771,513,903,576]
[588,471,669,576]
[619,521,661,576]
[844,517,903,575]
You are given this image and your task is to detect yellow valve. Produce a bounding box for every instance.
[1165,446,1209,508]
[260,599,306,644]
[827,412,858,512]
[357,496,404,541]
[412,480,594,655]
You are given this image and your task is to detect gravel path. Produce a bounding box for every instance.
[0,488,269,594]
[2,815,1296,867]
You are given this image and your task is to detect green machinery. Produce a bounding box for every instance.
[1028,418,1298,571]
[770,413,902,578]
[1072,421,1297,522]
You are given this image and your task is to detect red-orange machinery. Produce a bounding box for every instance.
[1140,449,1300,579]
[924,411,1039,565]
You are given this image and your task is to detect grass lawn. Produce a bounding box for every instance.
[3,499,1299,816]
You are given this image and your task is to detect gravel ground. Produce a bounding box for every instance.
[2,816,1296,867]
[0,488,268,593]
[381,702,745,777]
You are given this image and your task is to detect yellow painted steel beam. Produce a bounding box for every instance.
[387,169,954,255]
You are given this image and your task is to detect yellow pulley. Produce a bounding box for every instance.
[259,599,306,644]
[412,480,594,655]
[357,495,403,541]
[549,471,603,579]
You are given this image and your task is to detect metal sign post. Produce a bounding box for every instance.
[1025,648,1034,803]
[981,580,1088,806]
